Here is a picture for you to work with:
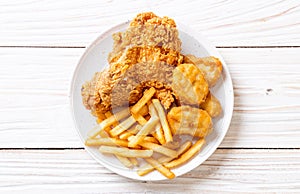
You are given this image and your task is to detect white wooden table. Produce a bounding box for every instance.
[1,0,300,193]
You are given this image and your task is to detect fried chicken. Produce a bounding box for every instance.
[108,12,182,63]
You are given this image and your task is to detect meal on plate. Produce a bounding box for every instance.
[81,12,223,179]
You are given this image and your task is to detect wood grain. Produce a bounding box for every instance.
[0,0,299,47]
[0,47,299,148]
[0,149,299,193]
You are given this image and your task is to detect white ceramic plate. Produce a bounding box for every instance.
[70,21,234,181]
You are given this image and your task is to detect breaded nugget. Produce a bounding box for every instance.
[167,106,212,137]
[172,63,209,105]
[184,55,222,87]
[200,92,222,118]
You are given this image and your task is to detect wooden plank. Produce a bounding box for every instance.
[0,47,299,148]
[0,0,299,47]
[0,149,299,193]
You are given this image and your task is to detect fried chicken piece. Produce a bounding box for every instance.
[82,46,183,117]
[167,106,212,137]
[171,63,209,105]
[184,55,222,87]
[81,69,112,116]
[109,12,181,63]
[130,12,177,28]
[200,92,222,118]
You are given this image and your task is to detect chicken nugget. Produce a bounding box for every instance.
[167,106,212,137]
[200,92,222,118]
[184,55,222,87]
[172,63,209,105]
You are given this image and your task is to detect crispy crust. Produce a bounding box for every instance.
[172,63,209,105]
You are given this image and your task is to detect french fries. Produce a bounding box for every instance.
[85,85,215,179]
[99,146,153,158]
[128,117,159,147]
[144,158,175,179]
[164,138,205,168]
[137,141,192,176]
[116,155,134,168]
[110,116,136,137]
[138,141,178,158]
[88,108,130,138]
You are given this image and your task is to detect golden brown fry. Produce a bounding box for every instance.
[115,155,133,168]
[99,146,153,158]
[200,92,222,118]
[88,108,130,138]
[119,131,134,140]
[139,105,149,116]
[98,129,109,138]
[138,141,178,158]
[131,87,156,114]
[104,111,119,127]
[128,117,159,147]
[132,113,148,125]
[152,99,173,142]
[165,138,205,168]
[153,124,166,145]
[110,116,136,137]
[164,141,180,150]
[144,158,175,179]
[85,137,131,148]
[137,141,192,176]
[143,136,159,144]
[129,157,139,167]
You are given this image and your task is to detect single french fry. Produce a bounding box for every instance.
[148,102,157,117]
[128,117,159,147]
[143,136,159,144]
[118,125,140,140]
[152,99,173,143]
[131,87,156,114]
[154,123,166,145]
[88,108,130,138]
[132,113,148,125]
[99,146,153,158]
[138,141,178,158]
[119,131,134,140]
[139,105,149,116]
[115,155,133,168]
[164,141,180,150]
[96,113,106,124]
[137,141,192,176]
[144,158,175,179]
[104,111,119,127]
[110,116,136,137]
[85,137,129,147]
[165,138,205,168]
[129,157,139,166]
[99,130,110,138]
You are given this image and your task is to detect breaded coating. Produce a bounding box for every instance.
[109,12,181,62]
[172,63,209,105]
[184,55,222,87]
[200,92,222,118]
[81,69,112,115]
[82,46,183,116]
[167,106,212,137]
